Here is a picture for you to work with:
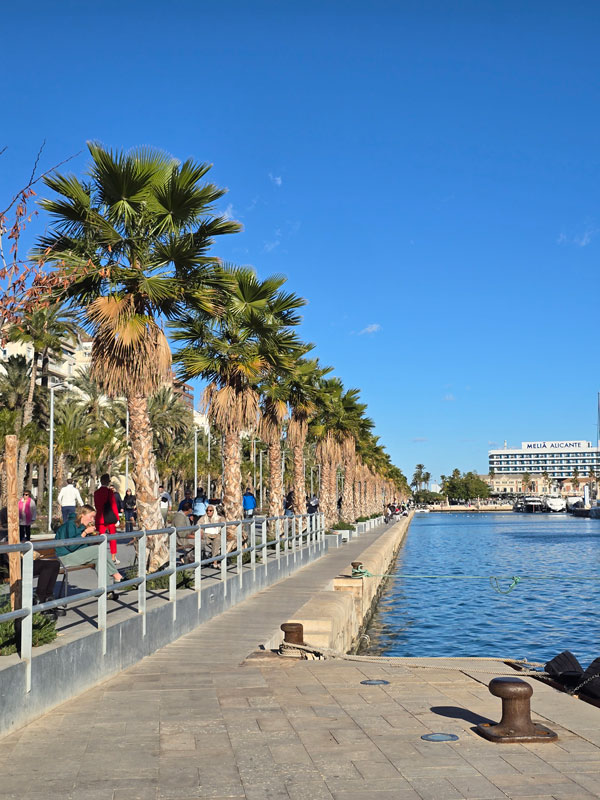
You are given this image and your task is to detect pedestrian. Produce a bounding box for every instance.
[123,488,137,533]
[57,478,83,523]
[192,487,208,522]
[159,484,172,525]
[178,490,193,511]
[307,494,319,514]
[242,487,257,518]
[55,504,122,583]
[284,490,295,517]
[18,490,37,541]
[173,501,195,551]
[94,474,120,565]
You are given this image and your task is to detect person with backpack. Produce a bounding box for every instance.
[242,487,257,518]
[94,474,120,565]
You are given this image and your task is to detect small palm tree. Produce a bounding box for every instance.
[36,143,240,569]
[8,305,80,493]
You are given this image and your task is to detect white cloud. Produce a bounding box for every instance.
[269,172,282,187]
[557,223,599,247]
[263,239,280,253]
[443,393,455,402]
[221,203,235,220]
[412,437,428,443]
[359,323,381,335]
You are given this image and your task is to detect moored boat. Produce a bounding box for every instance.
[523,495,544,513]
[545,496,566,513]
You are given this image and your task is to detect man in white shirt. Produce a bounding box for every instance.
[159,485,172,525]
[57,478,84,522]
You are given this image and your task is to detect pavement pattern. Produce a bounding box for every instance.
[3,521,600,800]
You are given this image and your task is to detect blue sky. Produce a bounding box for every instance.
[3,0,600,482]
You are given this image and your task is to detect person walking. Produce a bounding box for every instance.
[18,490,37,541]
[242,487,257,518]
[123,488,137,533]
[55,504,122,582]
[192,487,208,522]
[284,490,295,518]
[94,474,120,565]
[57,478,83,523]
[159,485,172,525]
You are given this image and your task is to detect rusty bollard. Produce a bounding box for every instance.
[280,623,305,657]
[351,561,364,576]
[476,677,557,743]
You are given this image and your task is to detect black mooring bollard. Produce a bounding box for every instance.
[476,677,557,743]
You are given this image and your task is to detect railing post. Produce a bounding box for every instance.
[261,518,267,565]
[194,526,202,606]
[283,516,289,553]
[138,530,147,636]
[220,523,228,593]
[237,522,243,585]
[98,534,107,655]
[169,527,177,620]
[275,517,281,560]
[291,516,296,562]
[21,543,33,692]
[250,519,256,572]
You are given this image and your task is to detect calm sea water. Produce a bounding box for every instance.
[366,512,600,666]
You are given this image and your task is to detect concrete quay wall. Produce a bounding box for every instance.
[287,512,413,653]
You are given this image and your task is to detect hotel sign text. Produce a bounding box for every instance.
[521,441,589,451]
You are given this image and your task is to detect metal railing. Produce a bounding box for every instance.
[0,512,326,692]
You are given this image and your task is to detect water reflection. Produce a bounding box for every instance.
[366,513,600,665]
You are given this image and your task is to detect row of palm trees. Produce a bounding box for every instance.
[4,143,409,569]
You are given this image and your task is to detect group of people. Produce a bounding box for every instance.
[384,502,408,522]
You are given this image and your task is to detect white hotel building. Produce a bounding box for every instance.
[489,441,600,480]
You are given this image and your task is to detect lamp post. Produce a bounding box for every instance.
[259,450,263,511]
[125,406,129,490]
[48,380,68,533]
[207,430,211,498]
[194,427,198,492]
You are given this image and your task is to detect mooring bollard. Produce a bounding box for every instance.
[280,622,304,646]
[351,561,363,576]
[475,676,557,743]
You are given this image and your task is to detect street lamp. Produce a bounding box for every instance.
[194,427,198,491]
[48,380,69,533]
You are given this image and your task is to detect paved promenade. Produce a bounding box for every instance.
[3,521,600,800]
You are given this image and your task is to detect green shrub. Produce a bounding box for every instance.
[0,601,57,656]
[331,521,356,531]
[355,516,368,522]
[120,567,195,593]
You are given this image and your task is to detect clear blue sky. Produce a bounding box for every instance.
[3,0,600,482]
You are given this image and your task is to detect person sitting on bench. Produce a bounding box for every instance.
[55,504,123,582]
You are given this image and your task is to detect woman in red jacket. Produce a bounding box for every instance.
[94,473,120,565]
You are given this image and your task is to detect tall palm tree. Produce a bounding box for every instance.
[286,358,331,516]
[7,305,80,494]
[35,143,240,569]
[173,267,306,520]
[259,374,290,519]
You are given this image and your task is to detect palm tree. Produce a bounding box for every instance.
[259,374,289,519]
[7,305,80,494]
[286,358,331,516]
[521,471,531,494]
[36,143,240,569]
[173,267,306,520]
[412,464,425,493]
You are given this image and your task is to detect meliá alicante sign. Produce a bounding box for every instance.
[521,441,590,451]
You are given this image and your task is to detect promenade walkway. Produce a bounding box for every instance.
[3,520,600,800]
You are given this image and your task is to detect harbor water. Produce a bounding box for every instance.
[366,512,600,665]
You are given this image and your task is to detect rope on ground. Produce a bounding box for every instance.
[280,641,548,676]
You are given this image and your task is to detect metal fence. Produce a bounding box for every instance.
[0,512,326,691]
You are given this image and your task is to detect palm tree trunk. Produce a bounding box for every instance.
[55,453,67,520]
[341,456,355,521]
[17,348,39,495]
[223,429,243,520]
[128,395,166,572]
[291,440,307,515]
[267,437,284,519]
[320,456,333,527]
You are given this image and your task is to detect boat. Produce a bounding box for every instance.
[513,499,525,512]
[566,496,584,512]
[523,495,544,513]
[544,496,566,513]
[590,504,600,520]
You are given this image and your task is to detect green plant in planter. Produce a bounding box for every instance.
[0,602,57,656]
[119,567,195,593]
[331,521,356,531]
[355,516,368,522]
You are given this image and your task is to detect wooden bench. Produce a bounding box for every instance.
[34,539,96,612]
